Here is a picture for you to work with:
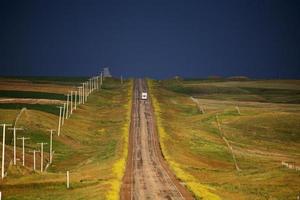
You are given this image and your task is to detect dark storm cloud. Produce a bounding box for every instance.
[0,0,299,78]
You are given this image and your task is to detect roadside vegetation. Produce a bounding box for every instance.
[149,78,300,199]
[0,77,132,199]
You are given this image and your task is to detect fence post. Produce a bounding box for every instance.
[66,171,70,189]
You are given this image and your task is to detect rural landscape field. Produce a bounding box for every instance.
[149,78,300,199]
[0,76,299,200]
[0,76,132,199]
[1,1,299,199]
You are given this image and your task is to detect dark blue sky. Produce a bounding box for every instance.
[0,0,299,78]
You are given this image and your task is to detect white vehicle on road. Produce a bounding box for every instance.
[141,92,148,100]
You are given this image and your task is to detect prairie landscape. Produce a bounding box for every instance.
[149,78,300,199]
[0,77,132,199]
[0,76,299,200]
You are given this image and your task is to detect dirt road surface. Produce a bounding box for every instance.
[121,79,194,200]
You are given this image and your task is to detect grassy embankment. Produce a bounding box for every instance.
[149,79,300,200]
[0,77,132,199]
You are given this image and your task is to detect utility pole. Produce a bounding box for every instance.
[86,81,89,96]
[37,142,47,172]
[98,75,100,89]
[83,83,85,103]
[90,78,92,93]
[87,80,89,96]
[92,77,94,91]
[70,91,73,115]
[81,86,83,103]
[17,137,30,166]
[91,77,94,92]
[85,81,88,101]
[87,80,89,97]
[65,94,70,119]
[96,76,98,90]
[99,75,101,88]
[74,91,77,110]
[86,81,89,98]
[121,75,123,84]
[48,130,55,163]
[77,88,80,105]
[93,77,95,91]
[66,170,70,189]
[62,103,66,125]
[89,78,92,94]
[28,149,40,171]
[87,79,90,94]
[96,76,98,88]
[1,124,12,179]
[80,87,83,104]
[81,86,83,104]
[7,127,23,165]
[82,83,85,104]
[82,86,84,103]
[57,106,63,136]
[100,72,103,86]
[78,87,81,104]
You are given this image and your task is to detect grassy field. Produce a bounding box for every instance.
[0,76,88,85]
[0,78,77,94]
[0,90,66,100]
[0,78,132,199]
[149,79,300,200]
[0,104,60,115]
[162,79,300,104]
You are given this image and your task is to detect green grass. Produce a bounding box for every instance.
[0,90,66,100]
[0,104,60,115]
[190,135,232,162]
